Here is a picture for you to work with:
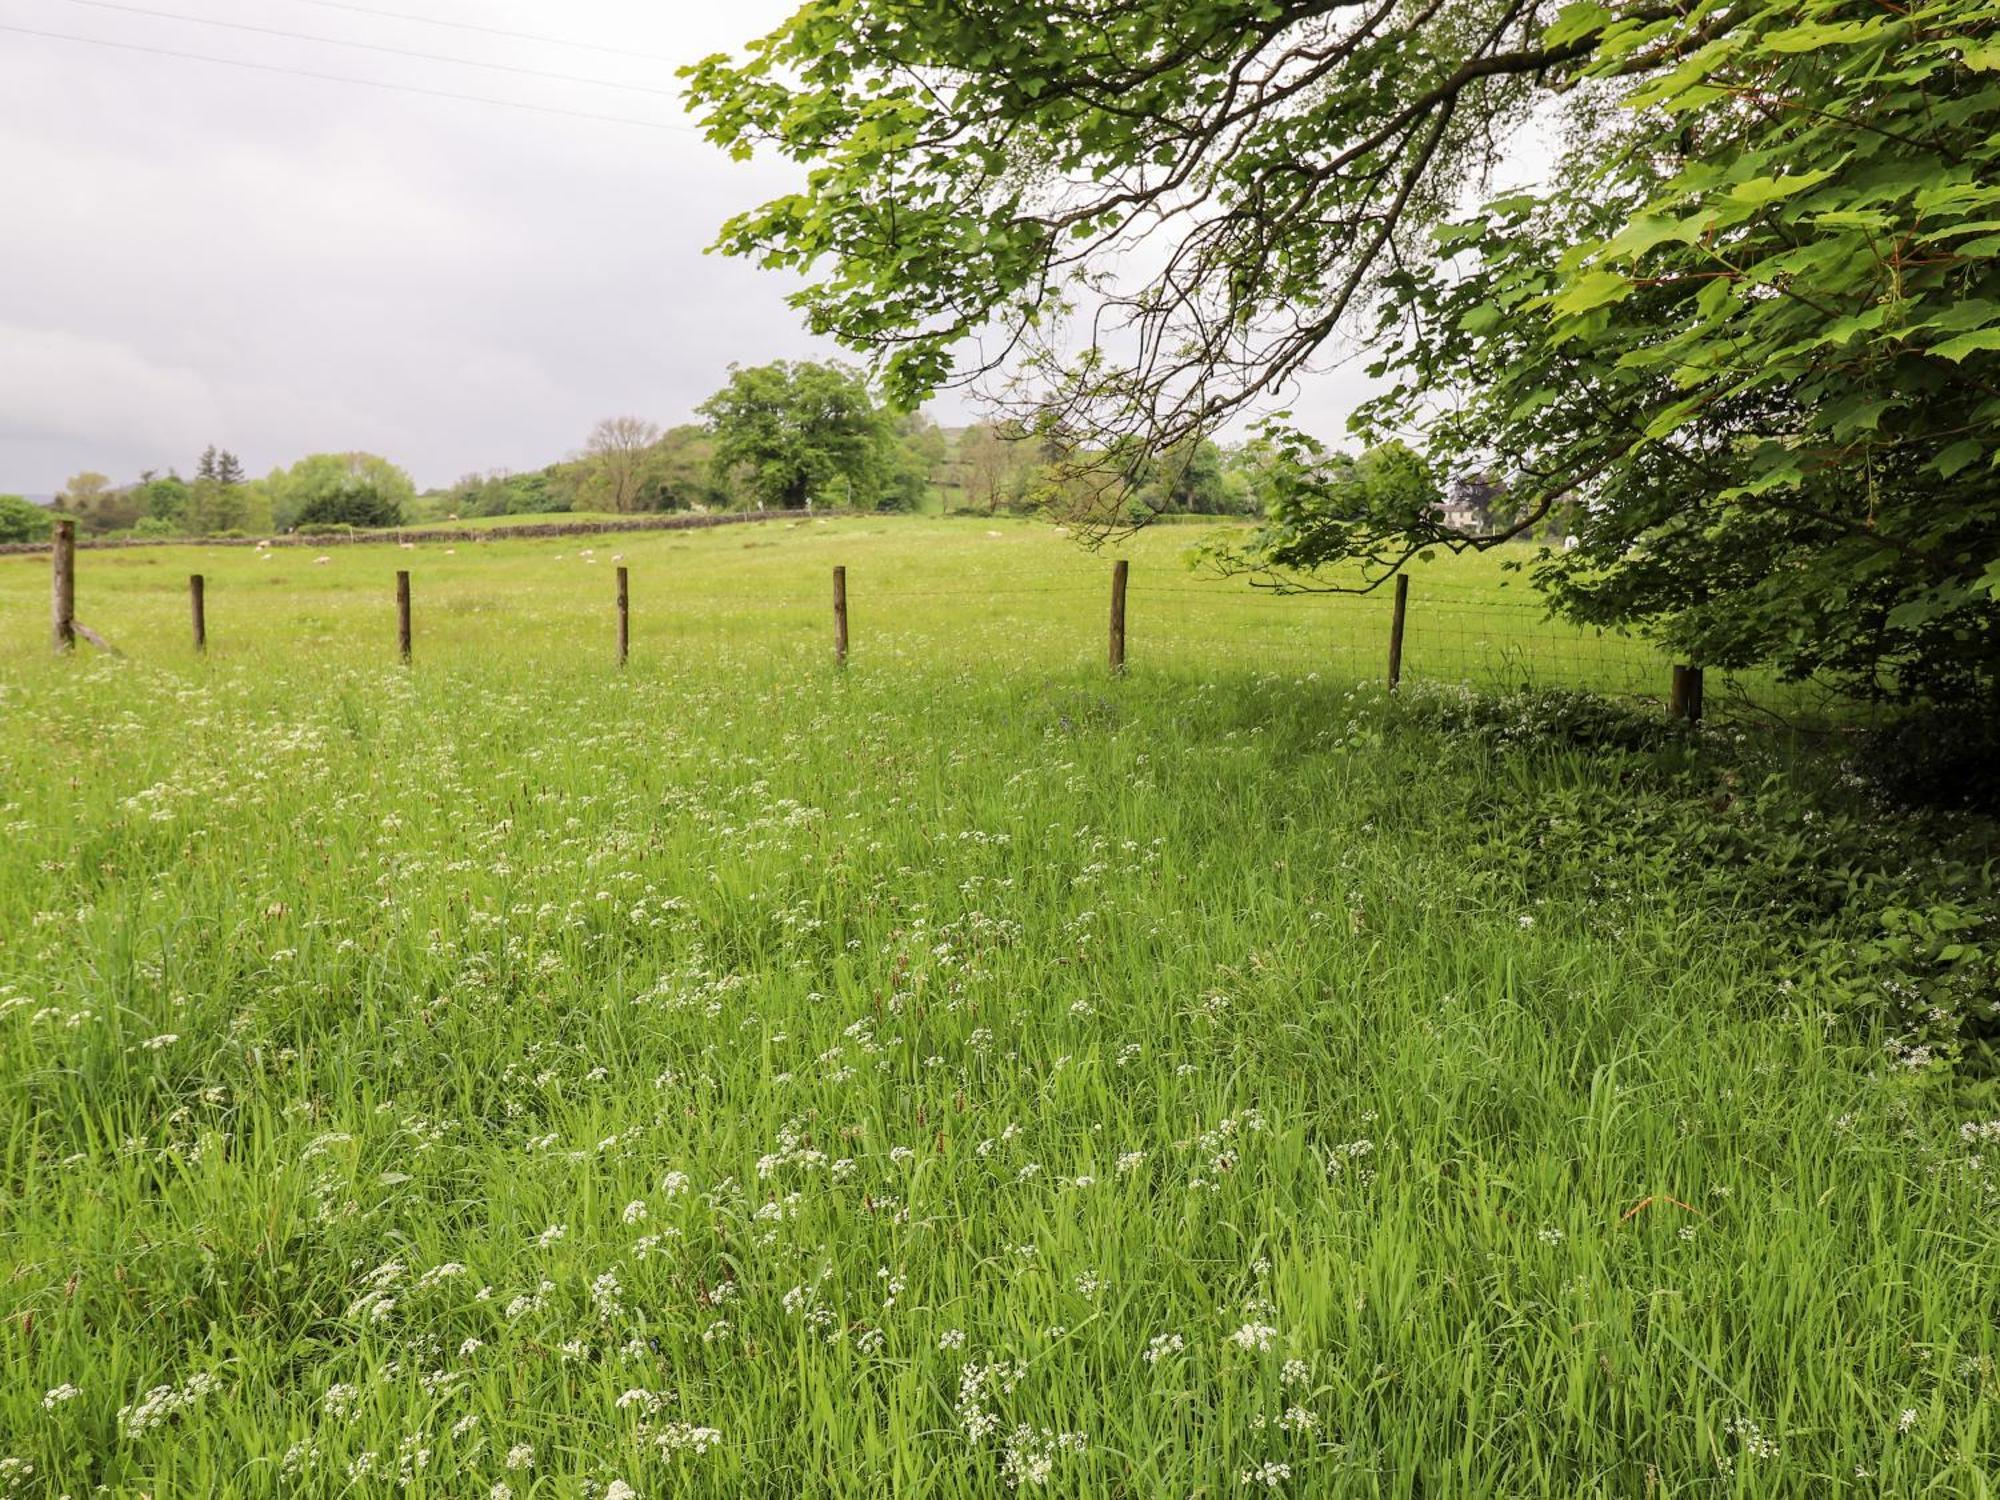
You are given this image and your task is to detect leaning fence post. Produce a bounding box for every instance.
[1388,573,1409,691]
[1109,559,1129,674]
[833,565,849,666]
[396,570,412,663]
[616,565,629,668]
[190,574,206,653]
[51,520,75,654]
[1670,664,1703,724]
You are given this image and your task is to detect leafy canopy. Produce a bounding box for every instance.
[0,494,52,544]
[690,0,2000,704]
[1336,0,2000,702]
[686,0,1580,452]
[697,360,922,510]
[270,453,415,531]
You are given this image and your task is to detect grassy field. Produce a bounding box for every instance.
[5,514,1699,700]
[1,518,1994,1497]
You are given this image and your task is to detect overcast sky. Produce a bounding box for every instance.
[0,0,1379,495]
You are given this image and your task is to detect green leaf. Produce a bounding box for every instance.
[1919,299,1998,335]
[1934,439,1983,478]
[1545,1,1613,46]
[1929,329,2000,362]
[1598,213,1701,261]
[1760,20,1881,52]
[1508,388,1560,421]
[1725,168,1836,207]
[1548,270,1633,318]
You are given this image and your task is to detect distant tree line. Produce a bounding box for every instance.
[27,446,420,539]
[10,359,1290,543]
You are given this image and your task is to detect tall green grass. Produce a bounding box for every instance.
[0,515,1765,703]
[0,519,1991,1496]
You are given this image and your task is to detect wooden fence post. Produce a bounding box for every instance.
[833,565,848,666]
[1109,558,1129,674]
[51,520,75,654]
[616,565,629,668]
[1670,664,1704,724]
[396,570,412,663]
[190,574,206,653]
[1388,573,1409,691]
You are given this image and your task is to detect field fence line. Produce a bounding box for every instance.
[0,506,840,556]
[22,527,1880,728]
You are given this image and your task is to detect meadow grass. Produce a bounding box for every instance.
[5,514,1721,700]
[0,518,1994,1497]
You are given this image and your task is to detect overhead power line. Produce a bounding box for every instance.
[0,22,695,130]
[280,0,681,63]
[58,0,681,95]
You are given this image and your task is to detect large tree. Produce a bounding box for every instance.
[688,0,2000,705]
[131,471,190,528]
[58,471,140,533]
[0,494,53,544]
[1337,0,2000,704]
[268,452,414,531]
[686,1,1581,466]
[957,421,1038,515]
[697,360,908,509]
[581,416,664,514]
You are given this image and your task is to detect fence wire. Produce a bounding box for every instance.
[3,541,1878,726]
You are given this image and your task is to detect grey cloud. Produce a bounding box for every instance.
[0,0,1370,495]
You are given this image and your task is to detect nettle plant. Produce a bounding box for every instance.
[1343,0,2000,704]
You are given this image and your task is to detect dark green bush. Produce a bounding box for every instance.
[296,490,403,530]
[1859,710,2000,814]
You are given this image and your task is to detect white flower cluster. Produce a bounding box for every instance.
[1230,1322,1279,1354]
[1000,1425,1086,1487]
[118,1370,222,1439]
[955,1358,1026,1443]
[1241,1460,1293,1489]
[1725,1415,1780,1461]
[654,1423,724,1456]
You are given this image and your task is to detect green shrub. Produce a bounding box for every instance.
[1861,710,2000,814]
[0,493,52,543]
[295,490,403,530]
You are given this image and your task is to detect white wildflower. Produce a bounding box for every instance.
[1230,1323,1279,1354]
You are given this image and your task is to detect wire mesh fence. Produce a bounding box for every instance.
[7,521,1877,727]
